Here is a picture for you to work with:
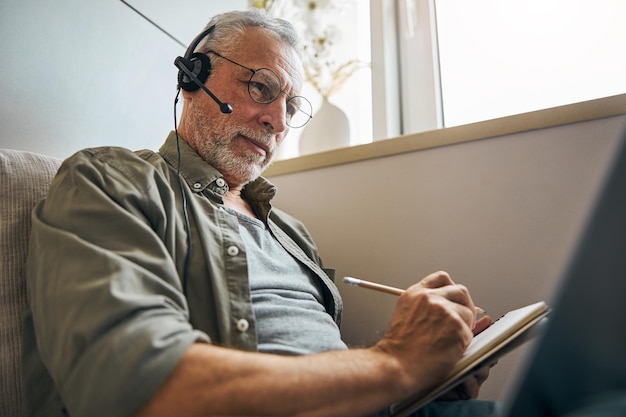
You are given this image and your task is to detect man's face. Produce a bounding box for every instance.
[182,26,304,187]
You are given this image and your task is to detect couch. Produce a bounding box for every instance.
[0,149,61,417]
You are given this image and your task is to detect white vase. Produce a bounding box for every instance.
[298,98,350,156]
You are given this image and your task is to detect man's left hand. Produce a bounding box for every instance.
[437,315,497,401]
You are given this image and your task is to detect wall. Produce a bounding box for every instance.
[266,114,626,401]
[0,0,244,159]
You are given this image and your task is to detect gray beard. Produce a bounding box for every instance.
[200,138,266,185]
[189,108,274,186]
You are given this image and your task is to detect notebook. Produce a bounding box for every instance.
[390,301,549,416]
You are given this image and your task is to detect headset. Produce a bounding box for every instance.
[173,25,233,114]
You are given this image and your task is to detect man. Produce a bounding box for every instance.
[24,9,496,417]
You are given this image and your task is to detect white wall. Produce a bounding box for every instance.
[266,114,626,401]
[0,0,245,159]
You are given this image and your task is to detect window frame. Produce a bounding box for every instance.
[370,0,443,140]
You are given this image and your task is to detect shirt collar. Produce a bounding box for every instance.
[159,131,277,216]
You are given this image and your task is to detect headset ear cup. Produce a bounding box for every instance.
[190,53,212,86]
[178,53,212,92]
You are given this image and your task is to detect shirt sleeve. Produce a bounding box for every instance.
[26,147,209,417]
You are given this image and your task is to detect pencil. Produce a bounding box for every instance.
[343,276,486,315]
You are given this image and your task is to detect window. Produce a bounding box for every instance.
[393,0,626,133]
[251,1,626,158]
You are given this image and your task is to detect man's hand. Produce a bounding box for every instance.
[373,271,478,394]
[437,315,497,401]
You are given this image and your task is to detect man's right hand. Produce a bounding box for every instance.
[372,271,477,394]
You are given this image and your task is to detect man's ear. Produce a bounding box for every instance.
[180,88,195,101]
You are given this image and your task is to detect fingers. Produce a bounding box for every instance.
[410,271,476,328]
[417,270,455,289]
[415,272,472,309]
[473,363,493,386]
[473,315,492,335]
[438,362,494,401]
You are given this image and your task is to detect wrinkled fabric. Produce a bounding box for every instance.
[23,132,341,417]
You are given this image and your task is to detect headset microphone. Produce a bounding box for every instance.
[174,56,233,114]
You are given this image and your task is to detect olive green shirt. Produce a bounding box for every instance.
[23,132,342,417]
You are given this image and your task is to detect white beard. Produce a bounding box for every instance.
[187,104,275,186]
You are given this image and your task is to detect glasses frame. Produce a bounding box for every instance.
[206,50,313,128]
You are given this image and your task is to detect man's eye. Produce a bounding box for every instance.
[287,97,302,116]
[250,81,274,102]
[286,103,297,117]
[250,81,266,94]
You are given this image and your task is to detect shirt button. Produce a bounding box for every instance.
[216,178,226,187]
[227,245,239,256]
[236,319,249,332]
[193,182,202,189]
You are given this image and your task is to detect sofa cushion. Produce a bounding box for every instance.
[0,149,61,417]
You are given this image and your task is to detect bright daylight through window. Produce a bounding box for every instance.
[275,0,626,158]
[405,0,626,130]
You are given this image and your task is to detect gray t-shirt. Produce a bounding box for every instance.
[228,208,348,355]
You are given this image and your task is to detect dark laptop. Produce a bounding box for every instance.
[500,129,626,416]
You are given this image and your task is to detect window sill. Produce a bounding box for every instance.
[264,93,626,178]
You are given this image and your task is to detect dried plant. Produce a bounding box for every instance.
[251,0,367,99]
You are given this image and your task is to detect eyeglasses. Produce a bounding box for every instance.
[207,50,313,128]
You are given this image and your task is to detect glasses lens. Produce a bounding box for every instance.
[286,96,313,128]
[248,69,281,103]
[248,68,312,128]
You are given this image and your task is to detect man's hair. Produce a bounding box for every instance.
[194,9,301,57]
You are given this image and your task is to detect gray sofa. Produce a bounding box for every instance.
[0,149,61,417]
